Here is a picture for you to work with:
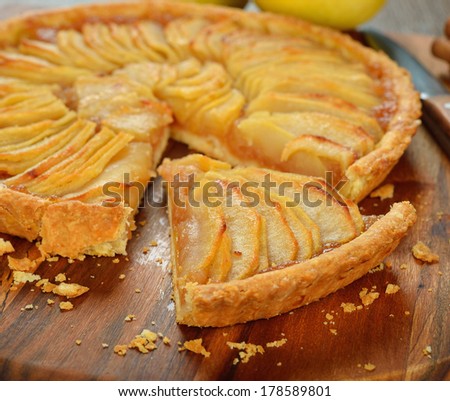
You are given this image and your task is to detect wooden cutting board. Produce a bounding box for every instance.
[0,20,448,379]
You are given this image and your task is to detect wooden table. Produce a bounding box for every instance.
[0,0,449,381]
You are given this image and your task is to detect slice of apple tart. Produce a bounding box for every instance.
[158,154,416,327]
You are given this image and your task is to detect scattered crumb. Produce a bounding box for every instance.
[150,241,158,247]
[7,255,43,272]
[155,257,163,264]
[53,283,89,299]
[266,338,287,348]
[75,339,82,346]
[135,289,141,294]
[359,288,380,306]
[24,304,34,310]
[102,343,109,348]
[41,281,57,293]
[118,274,126,280]
[114,344,127,356]
[385,284,400,294]
[222,332,229,337]
[112,258,120,264]
[385,260,393,269]
[422,345,432,358]
[12,271,41,284]
[356,305,363,310]
[46,256,59,263]
[412,242,439,264]
[142,247,149,254]
[389,314,394,318]
[404,311,410,316]
[370,183,394,200]
[54,273,66,283]
[329,329,337,335]
[68,259,74,264]
[138,220,146,227]
[227,341,264,364]
[400,263,408,270]
[129,330,158,354]
[0,238,14,256]
[183,339,210,358]
[90,275,95,279]
[436,211,443,220]
[427,288,433,293]
[163,337,171,345]
[59,301,74,311]
[364,363,376,372]
[276,362,282,366]
[232,357,239,365]
[124,314,136,322]
[325,313,334,321]
[151,321,156,325]
[47,299,55,305]
[340,302,357,313]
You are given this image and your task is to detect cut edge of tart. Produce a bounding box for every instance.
[158,154,416,327]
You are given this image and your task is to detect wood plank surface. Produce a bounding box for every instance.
[0,1,449,381]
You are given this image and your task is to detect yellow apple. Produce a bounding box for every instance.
[255,0,386,30]
[174,0,248,8]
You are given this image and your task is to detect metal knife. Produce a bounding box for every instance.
[363,29,450,158]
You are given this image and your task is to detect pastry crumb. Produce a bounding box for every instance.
[412,242,439,263]
[138,220,146,227]
[364,363,376,372]
[329,329,337,335]
[150,241,158,247]
[385,284,400,294]
[129,330,158,354]
[53,282,89,299]
[135,288,141,293]
[266,338,287,348]
[0,238,14,256]
[124,314,136,322]
[163,337,171,345]
[75,339,82,346]
[7,255,43,272]
[142,247,149,254]
[183,339,210,358]
[12,271,41,284]
[112,258,120,264]
[422,345,432,358]
[59,301,74,311]
[404,311,410,316]
[114,344,127,356]
[340,302,357,313]
[276,362,282,367]
[118,274,126,280]
[359,288,380,306]
[46,256,59,263]
[400,263,408,270]
[102,343,109,348]
[54,273,67,283]
[47,299,55,305]
[370,183,394,200]
[325,313,334,321]
[24,304,34,310]
[227,341,264,364]
[369,263,385,274]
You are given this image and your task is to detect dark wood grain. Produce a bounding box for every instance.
[0,3,449,381]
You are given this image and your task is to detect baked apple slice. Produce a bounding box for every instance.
[159,154,416,327]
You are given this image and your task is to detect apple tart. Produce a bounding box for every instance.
[0,0,420,259]
[158,154,416,327]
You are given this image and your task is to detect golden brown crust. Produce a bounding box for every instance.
[177,202,416,327]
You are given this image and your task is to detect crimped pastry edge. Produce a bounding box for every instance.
[176,201,416,327]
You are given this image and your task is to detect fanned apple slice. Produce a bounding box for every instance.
[208,230,233,283]
[0,112,75,151]
[56,30,117,72]
[82,24,147,66]
[250,111,374,157]
[221,186,262,281]
[170,181,226,285]
[0,51,91,84]
[247,92,383,141]
[18,39,75,66]
[206,171,298,268]
[234,167,359,245]
[164,17,210,60]
[4,119,96,187]
[24,129,133,196]
[135,21,179,63]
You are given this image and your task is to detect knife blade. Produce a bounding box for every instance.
[362,29,450,157]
